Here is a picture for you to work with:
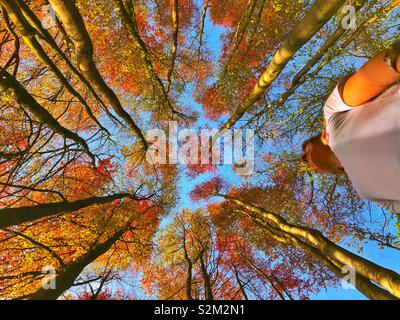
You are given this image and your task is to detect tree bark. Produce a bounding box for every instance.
[220,194,400,299]
[115,0,176,117]
[47,0,147,148]
[220,0,346,131]
[247,0,399,126]
[223,0,258,70]
[0,69,95,163]
[291,0,368,87]
[241,254,286,300]
[233,266,249,300]
[182,229,194,300]
[199,251,214,300]
[0,193,131,229]
[15,0,123,128]
[167,0,179,93]
[27,229,125,300]
[197,0,209,60]
[239,208,398,300]
[0,0,108,134]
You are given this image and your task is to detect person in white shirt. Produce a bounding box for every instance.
[301,42,400,212]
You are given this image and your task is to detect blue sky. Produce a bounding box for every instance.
[72,2,399,300]
[164,2,400,300]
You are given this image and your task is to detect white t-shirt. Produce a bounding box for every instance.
[324,82,400,213]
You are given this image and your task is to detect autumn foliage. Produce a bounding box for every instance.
[0,0,399,301]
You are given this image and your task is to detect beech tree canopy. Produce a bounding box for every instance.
[0,0,399,300]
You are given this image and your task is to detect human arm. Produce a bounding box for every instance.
[341,44,400,107]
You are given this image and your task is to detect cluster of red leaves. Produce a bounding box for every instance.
[209,0,248,28]
[77,288,126,300]
[160,0,195,30]
[190,177,225,202]
[97,156,116,177]
[59,158,116,199]
[0,118,29,153]
[195,86,229,120]
[186,140,218,178]
[215,231,251,263]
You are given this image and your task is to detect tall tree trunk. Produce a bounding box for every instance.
[220,0,346,131]
[185,259,194,300]
[0,70,96,163]
[0,193,131,229]
[27,229,125,300]
[115,0,177,117]
[182,230,194,300]
[0,0,108,135]
[197,0,209,60]
[219,194,400,300]
[241,255,286,300]
[291,0,368,87]
[240,207,398,300]
[167,0,179,93]
[199,251,214,300]
[223,0,258,70]
[47,0,148,149]
[233,266,249,300]
[248,0,399,126]
[14,0,123,128]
